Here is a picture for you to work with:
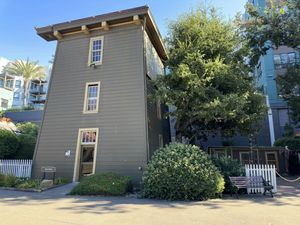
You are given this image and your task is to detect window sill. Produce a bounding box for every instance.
[88,62,103,68]
[82,111,99,114]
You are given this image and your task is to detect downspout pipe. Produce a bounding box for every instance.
[266,95,275,145]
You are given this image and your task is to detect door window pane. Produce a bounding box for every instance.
[81,131,97,143]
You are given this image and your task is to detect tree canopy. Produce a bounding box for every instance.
[240,0,300,66]
[155,8,267,141]
[277,65,300,123]
[241,0,300,123]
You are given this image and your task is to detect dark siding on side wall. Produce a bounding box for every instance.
[146,77,170,158]
[33,25,147,185]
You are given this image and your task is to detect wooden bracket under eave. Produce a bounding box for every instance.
[81,25,90,34]
[133,15,141,25]
[53,30,63,40]
[101,21,109,31]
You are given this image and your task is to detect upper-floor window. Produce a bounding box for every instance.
[88,36,104,65]
[1,98,8,109]
[274,52,299,69]
[0,78,3,88]
[15,80,21,88]
[31,82,38,90]
[5,79,14,89]
[83,81,100,113]
[13,92,20,99]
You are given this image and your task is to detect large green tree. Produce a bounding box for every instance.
[155,8,267,141]
[277,65,300,122]
[4,59,46,108]
[240,0,300,66]
[240,0,300,123]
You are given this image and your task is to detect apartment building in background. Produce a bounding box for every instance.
[0,56,51,110]
[0,57,14,110]
[249,0,300,143]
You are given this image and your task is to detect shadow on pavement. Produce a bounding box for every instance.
[0,178,299,215]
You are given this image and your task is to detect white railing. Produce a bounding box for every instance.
[245,164,277,193]
[0,160,32,178]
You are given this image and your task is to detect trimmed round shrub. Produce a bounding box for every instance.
[70,173,132,196]
[142,143,225,200]
[0,129,19,159]
[213,157,244,193]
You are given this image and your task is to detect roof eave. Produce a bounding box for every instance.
[35,6,168,61]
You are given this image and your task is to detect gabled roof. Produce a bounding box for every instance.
[35,6,167,61]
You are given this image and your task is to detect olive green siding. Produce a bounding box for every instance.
[33,25,149,185]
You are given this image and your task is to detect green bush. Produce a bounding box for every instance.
[5,108,21,112]
[16,179,41,189]
[16,122,39,137]
[3,174,20,187]
[22,106,35,111]
[274,137,300,151]
[0,130,19,159]
[213,157,245,193]
[15,134,36,159]
[142,143,225,200]
[70,173,132,196]
[0,173,5,186]
[54,177,70,185]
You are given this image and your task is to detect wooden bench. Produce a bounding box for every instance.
[229,176,273,197]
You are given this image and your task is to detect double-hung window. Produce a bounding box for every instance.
[1,98,8,109]
[5,79,14,89]
[88,36,104,65]
[83,81,100,113]
[15,80,21,88]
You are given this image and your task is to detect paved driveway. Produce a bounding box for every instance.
[0,180,299,225]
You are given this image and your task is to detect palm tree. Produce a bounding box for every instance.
[4,59,46,108]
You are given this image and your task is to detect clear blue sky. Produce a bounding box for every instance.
[0,0,247,66]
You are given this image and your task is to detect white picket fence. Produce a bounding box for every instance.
[245,164,277,193]
[0,160,32,178]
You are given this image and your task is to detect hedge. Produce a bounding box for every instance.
[70,173,132,196]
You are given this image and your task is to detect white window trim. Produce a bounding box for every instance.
[73,128,99,182]
[265,151,279,169]
[83,81,101,114]
[88,36,104,66]
[239,152,250,164]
